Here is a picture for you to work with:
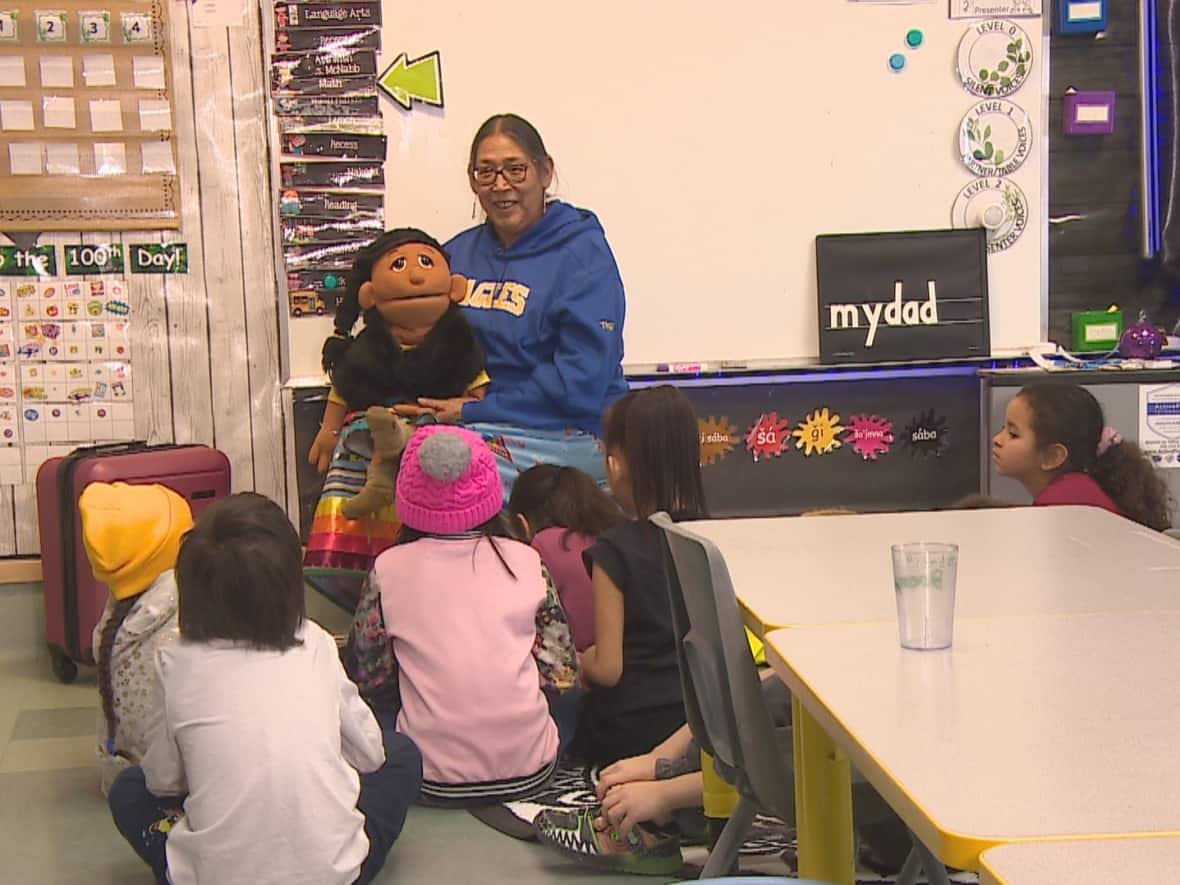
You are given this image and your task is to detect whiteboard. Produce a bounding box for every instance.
[283,1,1046,380]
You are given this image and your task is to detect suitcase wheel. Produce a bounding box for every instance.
[48,645,79,684]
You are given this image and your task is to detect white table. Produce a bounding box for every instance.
[686,506,1180,634]
[979,838,1180,885]
[766,613,1180,881]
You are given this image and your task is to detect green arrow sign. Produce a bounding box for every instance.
[378,51,443,111]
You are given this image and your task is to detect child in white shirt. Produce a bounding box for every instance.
[107,493,422,885]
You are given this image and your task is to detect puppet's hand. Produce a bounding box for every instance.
[310,400,347,473]
[415,396,475,424]
[308,427,338,474]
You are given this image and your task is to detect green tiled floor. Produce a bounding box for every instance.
[0,582,675,884]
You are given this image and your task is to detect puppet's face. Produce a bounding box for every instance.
[359,243,462,342]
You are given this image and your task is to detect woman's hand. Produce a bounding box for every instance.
[391,403,436,419]
[413,396,476,424]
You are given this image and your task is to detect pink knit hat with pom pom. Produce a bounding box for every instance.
[396,425,503,534]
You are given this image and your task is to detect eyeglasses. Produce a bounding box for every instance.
[471,163,529,186]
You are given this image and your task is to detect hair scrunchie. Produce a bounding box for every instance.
[1097,426,1123,457]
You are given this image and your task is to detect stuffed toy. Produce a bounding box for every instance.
[309,228,486,518]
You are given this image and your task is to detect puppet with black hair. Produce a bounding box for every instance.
[308,229,486,519]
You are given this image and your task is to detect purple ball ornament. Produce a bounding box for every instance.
[1118,311,1167,359]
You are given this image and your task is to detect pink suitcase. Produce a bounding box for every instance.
[36,441,230,682]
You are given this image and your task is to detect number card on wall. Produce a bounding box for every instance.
[0,0,179,230]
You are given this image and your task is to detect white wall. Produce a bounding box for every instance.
[284,0,1046,378]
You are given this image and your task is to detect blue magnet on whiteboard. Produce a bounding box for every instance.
[905,29,923,49]
[1058,0,1106,34]
[888,53,906,72]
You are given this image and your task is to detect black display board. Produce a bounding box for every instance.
[292,367,983,538]
[672,368,983,517]
[816,228,990,364]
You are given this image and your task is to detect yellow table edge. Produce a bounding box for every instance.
[978,834,1180,885]
[766,629,1001,878]
[978,844,1010,885]
[738,597,774,639]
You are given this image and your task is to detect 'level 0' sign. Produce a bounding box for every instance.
[129,243,188,274]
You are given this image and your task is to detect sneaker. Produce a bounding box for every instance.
[534,806,684,876]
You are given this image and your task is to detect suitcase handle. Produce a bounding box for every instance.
[68,440,151,458]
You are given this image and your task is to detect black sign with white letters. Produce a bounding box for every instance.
[816,228,990,364]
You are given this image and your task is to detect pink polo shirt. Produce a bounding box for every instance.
[530,527,596,652]
[1034,472,1124,518]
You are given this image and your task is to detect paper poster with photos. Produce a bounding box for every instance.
[0,267,135,484]
[0,0,179,230]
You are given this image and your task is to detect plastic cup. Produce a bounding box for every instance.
[891,542,958,650]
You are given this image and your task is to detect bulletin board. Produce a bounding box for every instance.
[0,254,136,486]
[0,0,179,230]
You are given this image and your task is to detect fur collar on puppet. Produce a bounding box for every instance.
[330,303,485,411]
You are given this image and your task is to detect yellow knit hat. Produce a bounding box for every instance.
[79,482,194,600]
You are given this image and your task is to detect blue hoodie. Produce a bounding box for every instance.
[446,200,629,437]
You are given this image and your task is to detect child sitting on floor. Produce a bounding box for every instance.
[541,674,914,877]
[571,386,706,769]
[508,463,625,652]
[527,387,704,876]
[107,493,422,885]
[346,426,578,805]
[82,481,191,796]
